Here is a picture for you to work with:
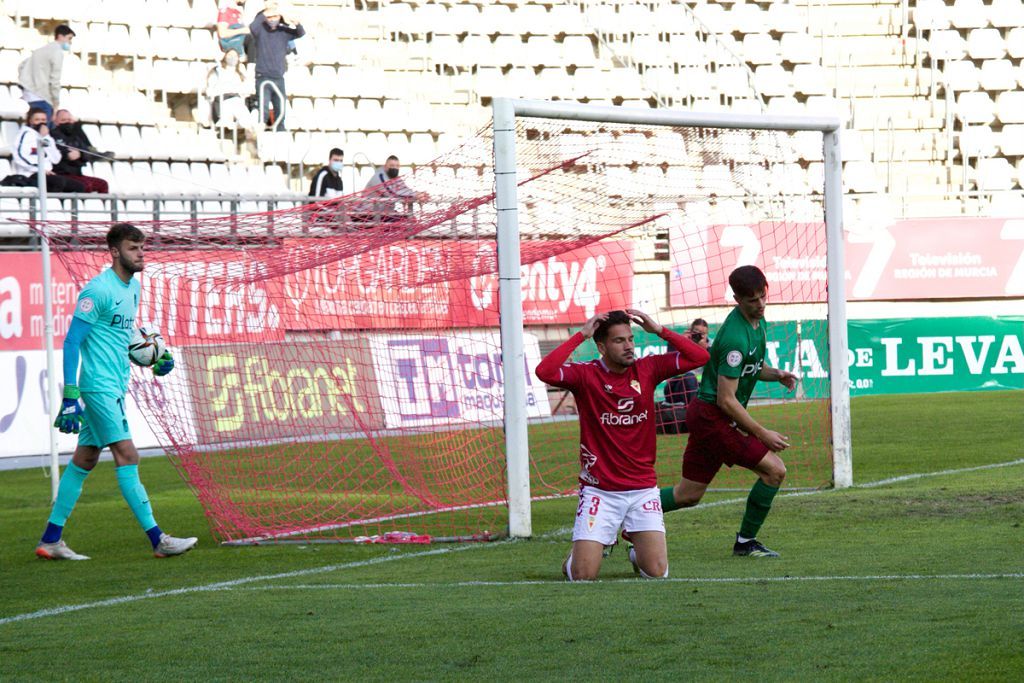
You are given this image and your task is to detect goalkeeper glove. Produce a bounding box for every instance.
[153,351,175,377]
[54,385,84,434]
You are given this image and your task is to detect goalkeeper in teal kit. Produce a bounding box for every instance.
[37,223,197,560]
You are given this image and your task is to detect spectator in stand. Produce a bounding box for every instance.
[204,49,256,135]
[18,25,76,124]
[360,155,427,221]
[663,318,710,405]
[309,148,345,199]
[2,107,85,192]
[51,109,110,193]
[249,3,305,132]
[216,0,250,55]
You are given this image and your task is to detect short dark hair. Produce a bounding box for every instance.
[107,223,145,250]
[690,318,708,329]
[55,25,76,39]
[729,265,768,299]
[25,107,47,123]
[386,155,399,163]
[593,310,632,345]
[329,147,344,158]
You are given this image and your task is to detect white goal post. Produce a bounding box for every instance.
[492,98,852,539]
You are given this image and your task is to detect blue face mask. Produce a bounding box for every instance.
[61,42,71,51]
[330,160,343,173]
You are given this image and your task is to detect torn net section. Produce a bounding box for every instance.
[34,115,832,543]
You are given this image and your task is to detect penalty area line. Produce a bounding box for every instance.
[231,572,1024,591]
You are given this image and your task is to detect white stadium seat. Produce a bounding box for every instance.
[951,0,989,29]
[996,91,1024,123]
[942,60,979,92]
[928,30,967,60]
[980,60,1017,92]
[966,28,1005,60]
[989,0,1024,28]
[974,158,1015,190]
[957,92,996,124]
[997,125,1024,155]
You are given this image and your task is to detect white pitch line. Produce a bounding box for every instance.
[0,542,507,627]
[538,457,1024,539]
[4,457,1023,627]
[229,572,1024,591]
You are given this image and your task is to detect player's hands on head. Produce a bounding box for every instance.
[778,371,799,392]
[54,385,84,434]
[626,308,662,335]
[153,351,175,377]
[580,312,609,339]
[759,429,790,452]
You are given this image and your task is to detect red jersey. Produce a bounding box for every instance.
[536,328,709,491]
[217,2,242,25]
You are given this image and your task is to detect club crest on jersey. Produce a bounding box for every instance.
[587,516,596,530]
[603,384,613,393]
[726,349,743,367]
[630,379,641,395]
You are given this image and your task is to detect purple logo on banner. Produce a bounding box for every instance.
[389,338,460,421]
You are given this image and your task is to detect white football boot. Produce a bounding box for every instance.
[35,540,90,561]
[153,533,198,558]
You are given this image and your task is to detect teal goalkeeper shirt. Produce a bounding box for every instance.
[72,268,140,395]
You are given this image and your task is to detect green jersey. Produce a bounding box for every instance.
[697,306,767,408]
[73,267,140,395]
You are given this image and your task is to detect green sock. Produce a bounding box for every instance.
[660,486,679,513]
[738,479,779,539]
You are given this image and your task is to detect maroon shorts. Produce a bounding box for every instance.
[681,399,769,485]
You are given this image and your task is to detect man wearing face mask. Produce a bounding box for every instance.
[51,109,110,194]
[309,148,345,199]
[359,155,428,221]
[249,4,305,132]
[3,107,85,192]
[18,25,76,125]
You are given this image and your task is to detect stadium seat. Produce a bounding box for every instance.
[996,91,1024,123]
[959,126,997,157]
[792,64,829,96]
[766,2,803,34]
[951,0,989,29]
[780,32,818,64]
[957,92,996,124]
[844,161,882,193]
[980,60,1017,92]
[997,125,1024,155]
[913,0,952,30]
[742,34,781,65]
[942,60,979,92]
[989,0,1024,28]
[974,157,1015,190]
[728,2,768,35]
[753,65,792,97]
[714,66,755,99]
[966,29,1005,59]
[927,30,967,60]
[1005,28,1024,58]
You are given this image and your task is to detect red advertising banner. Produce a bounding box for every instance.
[0,253,79,352]
[450,240,636,327]
[670,218,1024,306]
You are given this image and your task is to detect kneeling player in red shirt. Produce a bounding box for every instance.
[536,309,709,580]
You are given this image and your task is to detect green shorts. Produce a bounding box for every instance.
[78,392,132,449]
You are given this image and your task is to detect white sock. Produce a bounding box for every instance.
[564,553,574,581]
[737,535,753,543]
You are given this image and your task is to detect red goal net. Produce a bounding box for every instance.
[35,115,833,544]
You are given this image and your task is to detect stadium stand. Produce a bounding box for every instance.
[2,0,1023,236]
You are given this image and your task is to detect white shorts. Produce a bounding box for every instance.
[571,485,665,546]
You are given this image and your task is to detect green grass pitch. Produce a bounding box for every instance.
[1,391,1022,680]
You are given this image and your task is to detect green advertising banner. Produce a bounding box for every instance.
[568,316,1024,399]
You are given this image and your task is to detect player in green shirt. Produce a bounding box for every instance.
[660,265,798,557]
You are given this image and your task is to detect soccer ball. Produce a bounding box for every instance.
[129,324,167,367]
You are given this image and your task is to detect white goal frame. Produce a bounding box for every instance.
[492,98,852,539]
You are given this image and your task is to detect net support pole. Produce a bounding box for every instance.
[823,127,853,488]
[37,137,60,502]
[493,98,532,538]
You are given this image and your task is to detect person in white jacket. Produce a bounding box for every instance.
[18,25,76,124]
[7,107,86,192]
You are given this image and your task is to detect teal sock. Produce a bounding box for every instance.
[45,462,91,532]
[116,465,159,538]
[738,479,780,540]
[660,486,680,513]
